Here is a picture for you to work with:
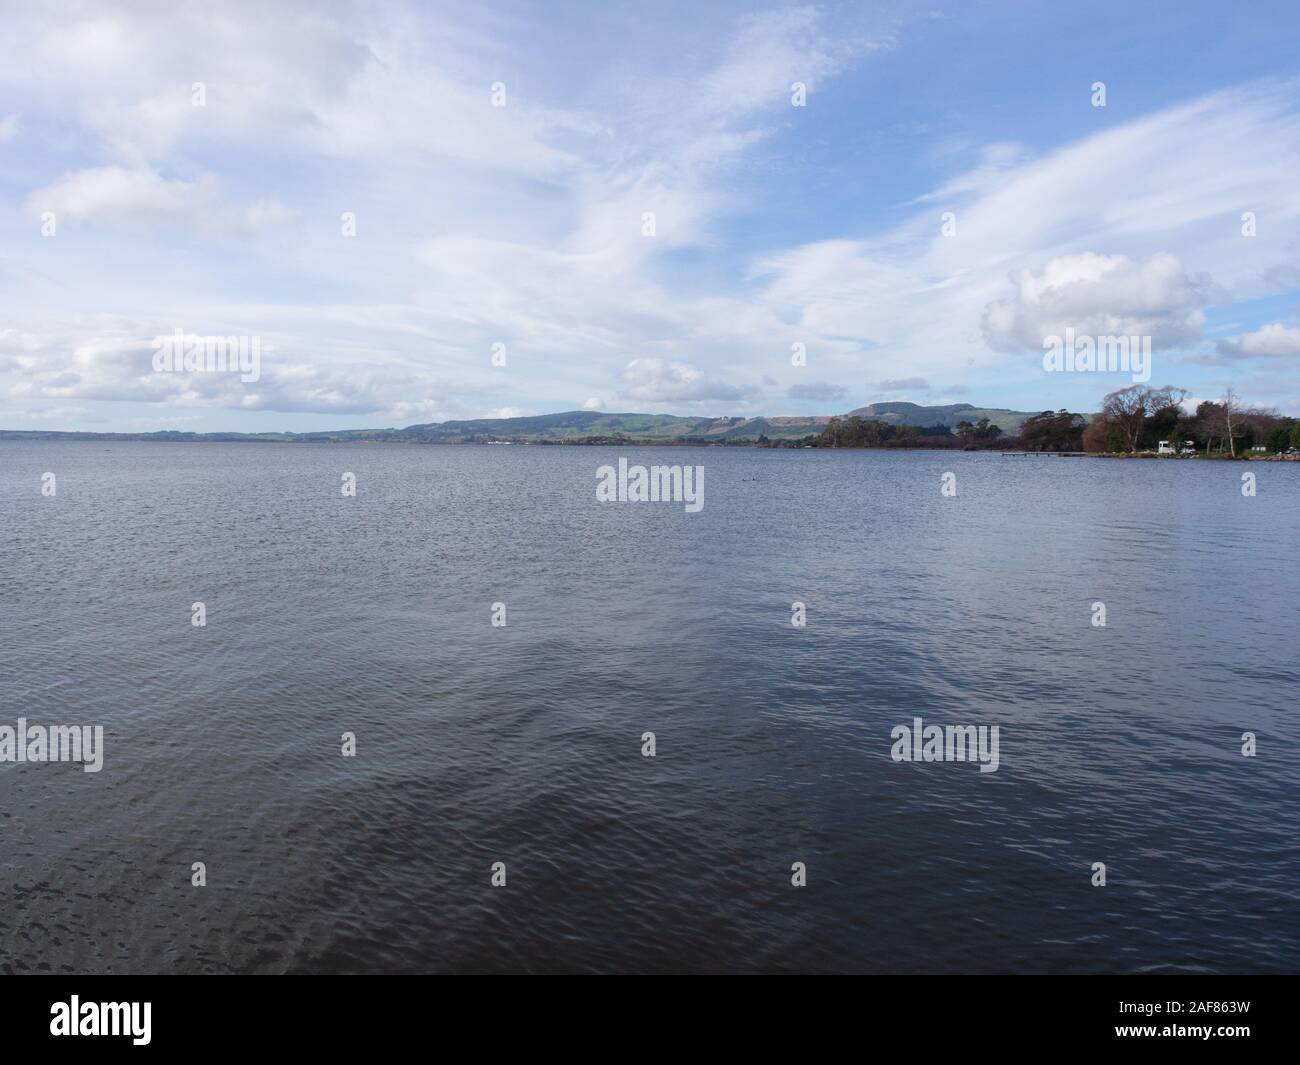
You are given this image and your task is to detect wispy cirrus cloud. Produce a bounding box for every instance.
[5,3,1300,430]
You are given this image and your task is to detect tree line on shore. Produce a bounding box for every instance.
[1082,385,1298,455]
[769,385,1299,454]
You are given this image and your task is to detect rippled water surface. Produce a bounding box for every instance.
[1,441,1297,973]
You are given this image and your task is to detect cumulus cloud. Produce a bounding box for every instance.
[0,316,465,419]
[750,84,1300,406]
[618,358,752,403]
[980,252,1225,352]
[1215,322,1300,360]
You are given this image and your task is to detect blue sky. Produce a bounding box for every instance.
[2,0,1300,432]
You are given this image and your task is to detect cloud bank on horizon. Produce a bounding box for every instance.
[2,0,1299,432]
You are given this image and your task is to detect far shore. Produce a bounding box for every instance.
[4,431,1298,461]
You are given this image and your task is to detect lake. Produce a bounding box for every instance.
[1,441,1297,973]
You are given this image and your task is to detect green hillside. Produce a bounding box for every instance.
[845,402,1040,434]
[0,403,1058,444]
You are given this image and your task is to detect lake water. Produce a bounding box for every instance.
[1,441,1297,973]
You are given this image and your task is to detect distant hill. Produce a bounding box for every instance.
[845,402,1041,434]
[0,402,1059,443]
[391,411,831,442]
[0,410,832,444]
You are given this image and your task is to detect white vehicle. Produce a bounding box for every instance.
[1157,440,1176,454]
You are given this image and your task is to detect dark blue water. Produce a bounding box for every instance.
[1,441,1297,973]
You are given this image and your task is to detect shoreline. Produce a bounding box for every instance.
[4,433,1298,459]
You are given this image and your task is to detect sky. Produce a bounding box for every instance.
[2,0,1300,433]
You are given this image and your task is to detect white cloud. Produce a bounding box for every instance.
[1216,322,1300,360]
[5,6,1300,424]
[0,313,468,419]
[0,404,96,422]
[26,167,294,232]
[618,358,753,403]
[787,381,849,401]
[701,5,886,118]
[980,252,1224,351]
[747,82,1300,406]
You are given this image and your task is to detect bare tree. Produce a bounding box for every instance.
[1100,385,1188,452]
[1221,388,1239,457]
[1101,386,1147,452]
